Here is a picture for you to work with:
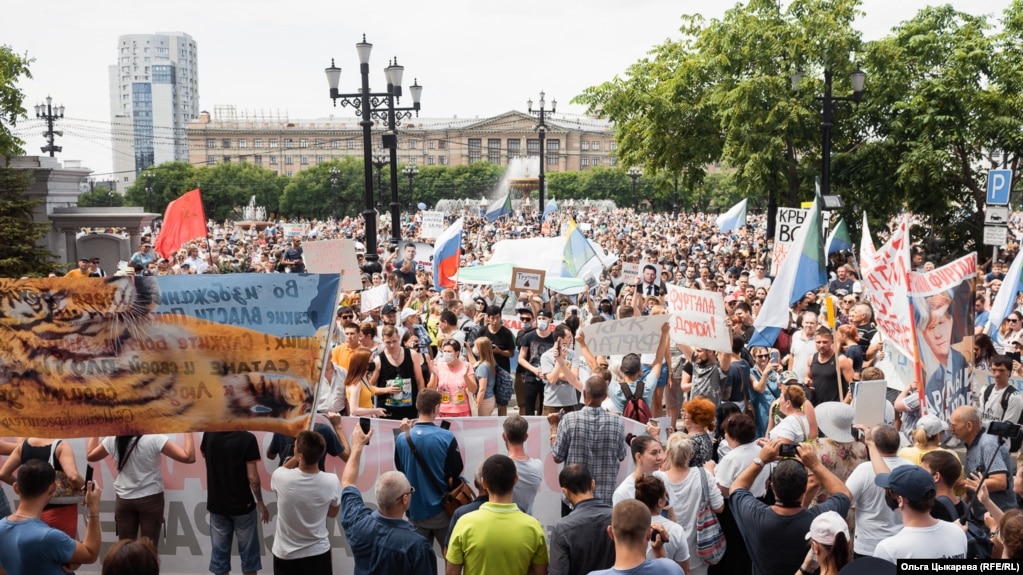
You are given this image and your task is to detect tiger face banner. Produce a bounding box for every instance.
[0,274,340,438]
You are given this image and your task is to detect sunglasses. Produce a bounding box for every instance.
[755,354,770,359]
[341,314,354,319]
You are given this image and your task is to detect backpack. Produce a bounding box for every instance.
[936,497,992,559]
[982,384,1023,452]
[620,380,652,424]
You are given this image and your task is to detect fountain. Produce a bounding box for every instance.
[236,196,272,231]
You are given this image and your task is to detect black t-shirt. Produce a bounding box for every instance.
[266,422,344,471]
[392,261,418,286]
[482,325,516,373]
[376,347,419,421]
[201,431,260,516]
[829,278,855,297]
[518,329,555,382]
[283,246,305,273]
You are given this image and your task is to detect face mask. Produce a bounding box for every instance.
[537,320,550,331]
[883,491,900,512]
[440,352,455,363]
[600,305,611,313]
[522,321,533,330]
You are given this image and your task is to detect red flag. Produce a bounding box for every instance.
[155,189,207,259]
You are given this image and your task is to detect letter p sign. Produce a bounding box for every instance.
[987,169,1013,206]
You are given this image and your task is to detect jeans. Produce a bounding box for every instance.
[210,509,262,575]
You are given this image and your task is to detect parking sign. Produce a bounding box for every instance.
[987,169,1013,205]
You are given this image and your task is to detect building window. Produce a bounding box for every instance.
[428,140,436,149]
[409,157,418,165]
[592,157,601,166]
[546,139,560,166]
[269,139,278,148]
[438,140,446,150]
[609,157,618,166]
[347,140,356,149]
[222,139,231,149]
[284,139,294,149]
[269,156,278,165]
[239,139,247,149]
[332,140,340,149]
[315,139,324,148]
[428,155,435,165]
[300,156,309,165]
[610,142,617,151]
[206,138,215,149]
[254,155,263,164]
[592,141,601,151]
[527,139,540,155]
[285,155,293,165]
[206,155,215,166]
[581,141,590,151]
[409,139,418,149]
[286,171,293,177]
[507,139,521,156]
[581,157,589,167]
[469,151,482,163]
[316,155,324,164]
[468,138,481,151]
[223,155,231,163]
[439,156,448,165]
[254,139,263,148]
[299,139,308,148]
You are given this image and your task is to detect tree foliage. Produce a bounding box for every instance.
[0,167,62,276]
[0,45,32,162]
[77,185,123,207]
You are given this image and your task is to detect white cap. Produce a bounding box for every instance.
[805,511,849,546]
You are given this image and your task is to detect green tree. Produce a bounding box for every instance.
[0,167,62,276]
[77,185,123,207]
[124,161,198,214]
[0,45,32,162]
[279,157,364,219]
[195,162,286,220]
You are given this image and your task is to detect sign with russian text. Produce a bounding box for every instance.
[301,239,360,291]
[580,315,668,356]
[664,284,731,351]
[0,275,339,438]
[511,266,545,293]
[863,216,915,359]
[420,211,445,239]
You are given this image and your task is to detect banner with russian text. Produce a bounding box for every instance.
[0,274,339,438]
[862,216,915,359]
[908,253,976,421]
[664,284,731,352]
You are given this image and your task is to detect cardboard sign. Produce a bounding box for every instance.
[302,239,360,291]
[511,266,546,293]
[853,379,888,428]
[420,211,445,239]
[281,223,307,238]
[359,284,392,313]
[664,284,731,351]
[621,262,640,285]
[580,315,668,356]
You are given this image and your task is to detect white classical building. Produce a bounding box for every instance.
[109,32,200,189]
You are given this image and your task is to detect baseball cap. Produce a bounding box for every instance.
[916,415,948,438]
[399,308,418,322]
[536,309,552,319]
[381,303,397,315]
[780,370,799,383]
[874,464,936,502]
[805,511,849,546]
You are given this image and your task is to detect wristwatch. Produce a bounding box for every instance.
[752,457,765,467]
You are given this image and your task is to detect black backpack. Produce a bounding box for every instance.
[982,385,1023,452]
[620,380,652,424]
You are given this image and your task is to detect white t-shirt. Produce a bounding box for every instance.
[789,332,816,382]
[768,414,808,443]
[648,514,691,566]
[512,457,544,516]
[873,520,967,563]
[716,442,768,498]
[613,471,674,507]
[102,435,169,500]
[845,456,912,555]
[667,467,723,571]
[271,467,343,559]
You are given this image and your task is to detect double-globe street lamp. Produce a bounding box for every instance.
[325,35,422,271]
[627,166,642,212]
[527,92,555,222]
[35,95,65,157]
[403,164,419,215]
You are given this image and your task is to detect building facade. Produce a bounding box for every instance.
[110,32,199,189]
[186,108,617,176]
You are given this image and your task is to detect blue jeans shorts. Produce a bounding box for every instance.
[209,509,262,574]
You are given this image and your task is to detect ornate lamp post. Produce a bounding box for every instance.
[627,166,642,212]
[403,164,419,215]
[527,91,555,221]
[35,95,65,157]
[329,166,340,218]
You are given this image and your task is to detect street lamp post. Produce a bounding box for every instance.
[381,59,422,244]
[791,66,865,202]
[372,150,388,214]
[403,164,419,215]
[527,92,556,222]
[35,95,65,157]
[329,166,340,219]
[627,166,642,212]
[325,37,422,271]
[144,170,154,213]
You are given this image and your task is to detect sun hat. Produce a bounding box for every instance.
[814,401,856,443]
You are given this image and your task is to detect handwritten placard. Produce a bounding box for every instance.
[511,266,546,293]
[664,284,731,351]
[581,315,667,356]
[620,262,640,285]
[359,284,392,313]
[420,211,445,239]
[302,239,360,291]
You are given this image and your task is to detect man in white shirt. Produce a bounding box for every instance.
[979,355,1023,430]
[786,311,818,383]
[872,464,967,563]
[846,425,912,558]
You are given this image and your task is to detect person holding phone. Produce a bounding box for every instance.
[749,347,782,439]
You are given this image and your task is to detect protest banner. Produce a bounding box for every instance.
[772,207,808,275]
[853,379,888,428]
[620,261,640,285]
[359,284,392,313]
[511,266,546,293]
[908,253,976,420]
[40,415,647,574]
[280,223,307,238]
[420,210,445,238]
[302,239,361,291]
[580,315,668,356]
[664,284,731,351]
[0,275,339,438]
[862,216,915,359]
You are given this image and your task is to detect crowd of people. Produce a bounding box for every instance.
[6,204,1023,574]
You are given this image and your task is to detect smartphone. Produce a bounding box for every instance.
[440,420,452,430]
[85,464,94,485]
[779,443,799,458]
[650,529,661,543]
[359,417,372,445]
[770,350,780,364]
[1009,351,1021,364]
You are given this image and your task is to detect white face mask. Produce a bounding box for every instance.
[536,320,550,331]
[440,352,455,363]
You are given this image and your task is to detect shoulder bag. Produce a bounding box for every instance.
[695,467,726,565]
[404,429,475,516]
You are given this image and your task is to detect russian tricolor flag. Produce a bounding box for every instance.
[432,217,464,289]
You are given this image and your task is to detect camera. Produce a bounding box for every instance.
[778,444,799,458]
[988,420,1023,441]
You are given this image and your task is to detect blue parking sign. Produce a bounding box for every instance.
[987,169,1013,205]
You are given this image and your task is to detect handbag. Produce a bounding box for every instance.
[494,365,514,406]
[404,430,476,516]
[48,440,84,505]
[694,467,726,565]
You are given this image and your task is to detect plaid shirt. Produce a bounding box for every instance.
[551,406,627,504]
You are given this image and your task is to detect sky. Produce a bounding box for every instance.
[2,0,1012,180]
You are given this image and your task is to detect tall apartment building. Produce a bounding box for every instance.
[186,108,618,176]
[109,32,199,189]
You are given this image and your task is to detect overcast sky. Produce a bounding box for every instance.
[2,0,1011,179]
